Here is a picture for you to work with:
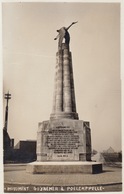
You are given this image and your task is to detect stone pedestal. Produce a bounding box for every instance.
[37,119,91,162]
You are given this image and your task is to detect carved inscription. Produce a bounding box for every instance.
[46,127,80,154]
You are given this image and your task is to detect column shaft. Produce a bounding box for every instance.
[50,43,79,120]
[69,52,77,113]
[63,49,72,112]
[55,51,63,112]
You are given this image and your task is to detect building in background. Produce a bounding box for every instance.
[92,147,122,167]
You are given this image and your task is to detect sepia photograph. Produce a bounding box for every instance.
[2,1,123,193]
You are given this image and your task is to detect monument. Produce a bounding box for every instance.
[27,22,102,174]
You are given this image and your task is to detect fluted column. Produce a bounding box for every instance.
[55,51,63,112]
[50,43,78,120]
[63,48,72,112]
[69,52,77,113]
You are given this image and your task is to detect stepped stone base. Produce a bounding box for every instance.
[26,161,103,174]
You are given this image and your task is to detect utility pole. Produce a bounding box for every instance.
[4,91,11,132]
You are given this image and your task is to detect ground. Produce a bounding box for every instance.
[4,164,122,193]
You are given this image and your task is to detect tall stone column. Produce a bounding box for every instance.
[63,47,72,112]
[50,43,78,120]
[69,52,77,113]
[55,51,63,112]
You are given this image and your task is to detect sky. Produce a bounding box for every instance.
[2,2,121,152]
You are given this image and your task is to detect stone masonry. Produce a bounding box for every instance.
[36,43,92,162]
